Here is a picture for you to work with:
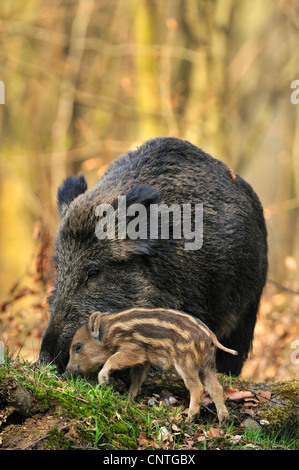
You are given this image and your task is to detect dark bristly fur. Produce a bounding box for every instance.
[66,307,238,423]
[38,137,268,373]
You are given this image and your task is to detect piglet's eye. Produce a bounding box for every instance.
[74,343,83,354]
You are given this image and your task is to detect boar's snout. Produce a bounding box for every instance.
[38,301,85,372]
[38,330,72,372]
[33,352,52,368]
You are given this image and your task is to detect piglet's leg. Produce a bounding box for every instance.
[129,361,150,399]
[98,348,146,386]
[174,361,204,422]
[185,375,204,422]
[202,369,229,423]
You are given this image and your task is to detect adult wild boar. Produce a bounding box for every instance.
[38,137,268,374]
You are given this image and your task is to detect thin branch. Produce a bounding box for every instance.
[242,387,299,409]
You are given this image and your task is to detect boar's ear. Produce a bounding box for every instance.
[125,184,161,207]
[87,311,102,339]
[57,174,87,219]
[116,184,162,256]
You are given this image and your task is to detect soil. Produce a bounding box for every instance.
[1,413,72,450]
[0,370,298,450]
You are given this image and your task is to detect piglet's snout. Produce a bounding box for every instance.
[65,363,83,377]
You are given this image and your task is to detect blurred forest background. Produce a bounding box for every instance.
[0,0,298,381]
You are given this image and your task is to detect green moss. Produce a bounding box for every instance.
[258,381,299,444]
[44,427,72,450]
[273,381,299,406]
[108,420,137,449]
[260,405,296,429]
[3,358,296,450]
[0,367,7,383]
[115,434,137,450]
[111,421,131,434]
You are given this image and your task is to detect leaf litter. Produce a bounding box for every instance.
[135,380,276,450]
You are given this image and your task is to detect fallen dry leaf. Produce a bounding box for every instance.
[207,427,223,438]
[255,390,271,402]
[224,386,255,401]
[157,426,172,442]
[230,434,243,444]
[242,401,258,408]
[240,407,256,417]
[147,397,158,406]
[195,425,206,437]
[150,419,166,428]
[225,167,237,181]
[187,440,195,450]
[137,431,153,448]
[243,397,259,403]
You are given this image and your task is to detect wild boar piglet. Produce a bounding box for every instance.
[66,308,238,423]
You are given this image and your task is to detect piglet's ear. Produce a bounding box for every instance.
[87,311,102,339]
[57,174,87,219]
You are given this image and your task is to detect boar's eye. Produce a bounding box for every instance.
[87,268,101,280]
[74,342,83,354]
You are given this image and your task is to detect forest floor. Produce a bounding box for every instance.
[0,233,298,451]
[0,356,298,451]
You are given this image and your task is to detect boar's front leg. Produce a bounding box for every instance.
[98,347,147,387]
